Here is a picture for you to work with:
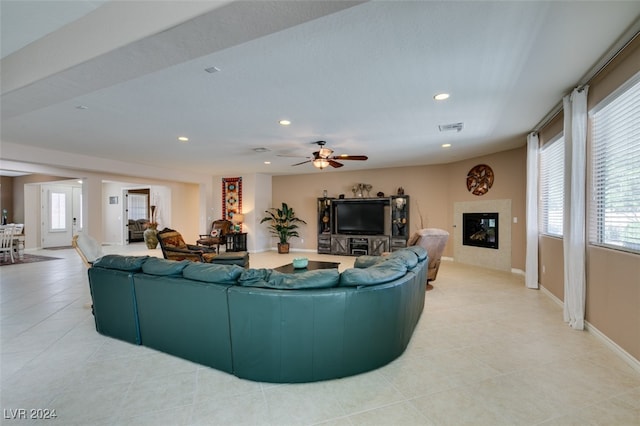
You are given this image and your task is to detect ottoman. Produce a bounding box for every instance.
[211,251,250,268]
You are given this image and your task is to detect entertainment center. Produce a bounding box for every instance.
[317,195,410,256]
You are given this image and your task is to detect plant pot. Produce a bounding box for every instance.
[277,242,290,254]
[143,228,158,249]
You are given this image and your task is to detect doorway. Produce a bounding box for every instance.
[41,183,82,248]
[124,188,150,243]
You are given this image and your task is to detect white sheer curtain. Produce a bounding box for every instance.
[562,86,588,330]
[525,132,539,289]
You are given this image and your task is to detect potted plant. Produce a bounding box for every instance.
[260,202,307,253]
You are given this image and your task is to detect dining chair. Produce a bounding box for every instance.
[0,224,16,263]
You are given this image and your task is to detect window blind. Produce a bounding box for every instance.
[128,194,148,221]
[589,74,640,253]
[539,136,564,237]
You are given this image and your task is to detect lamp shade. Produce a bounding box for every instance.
[313,159,330,169]
[232,213,244,223]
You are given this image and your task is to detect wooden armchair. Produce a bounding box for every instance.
[158,228,217,262]
[196,219,233,252]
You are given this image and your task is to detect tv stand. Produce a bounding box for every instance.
[317,196,410,256]
[350,237,369,256]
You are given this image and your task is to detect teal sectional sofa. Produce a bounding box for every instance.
[87,247,428,383]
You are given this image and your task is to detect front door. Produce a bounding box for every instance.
[42,184,74,248]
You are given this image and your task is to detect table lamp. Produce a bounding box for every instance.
[231,213,244,232]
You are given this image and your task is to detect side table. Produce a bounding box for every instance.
[226,232,247,252]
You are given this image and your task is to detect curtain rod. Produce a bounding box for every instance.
[532,20,640,134]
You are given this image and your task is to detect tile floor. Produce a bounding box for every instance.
[1,244,639,425]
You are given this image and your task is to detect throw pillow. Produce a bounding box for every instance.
[158,230,187,249]
[210,229,220,237]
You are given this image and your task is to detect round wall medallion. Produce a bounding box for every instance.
[466,164,494,196]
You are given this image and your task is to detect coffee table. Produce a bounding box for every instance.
[274,260,340,274]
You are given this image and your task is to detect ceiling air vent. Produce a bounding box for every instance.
[438,122,464,132]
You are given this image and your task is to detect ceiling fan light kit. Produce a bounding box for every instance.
[313,159,330,169]
[284,141,368,170]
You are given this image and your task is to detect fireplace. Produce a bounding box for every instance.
[463,212,499,249]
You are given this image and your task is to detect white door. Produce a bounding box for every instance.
[73,186,83,235]
[42,184,74,248]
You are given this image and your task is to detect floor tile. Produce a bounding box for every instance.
[1,246,639,426]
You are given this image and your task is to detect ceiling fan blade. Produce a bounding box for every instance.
[333,155,368,161]
[291,160,312,166]
[277,154,310,159]
[329,160,344,168]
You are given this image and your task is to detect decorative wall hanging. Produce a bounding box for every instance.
[222,177,242,226]
[466,164,494,196]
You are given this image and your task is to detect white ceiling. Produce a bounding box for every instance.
[1,1,639,177]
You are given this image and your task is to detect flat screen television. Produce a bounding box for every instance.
[335,201,385,235]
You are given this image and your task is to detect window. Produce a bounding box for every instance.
[589,74,640,253]
[128,193,148,220]
[539,135,564,237]
[50,192,66,230]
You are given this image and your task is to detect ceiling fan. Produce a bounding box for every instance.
[284,141,368,169]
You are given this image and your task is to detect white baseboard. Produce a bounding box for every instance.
[540,285,563,307]
[585,321,640,374]
[540,286,640,373]
[511,268,525,276]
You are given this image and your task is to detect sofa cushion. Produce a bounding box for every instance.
[387,249,419,269]
[183,262,244,285]
[269,269,340,289]
[405,245,428,261]
[353,255,385,268]
[238,268,339,290]
[339,258,407,287]
[93,254,148,272]
[141,257,190,276]
[237,268,271,287]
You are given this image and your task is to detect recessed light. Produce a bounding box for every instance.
[253,147,270,153]
[75,105,88,110]
[204,66,220,74]
[279,119,291,126]
[442,143,452,148]
[434,93,450,101]
[264,161,271,165]
[177,136,189,142]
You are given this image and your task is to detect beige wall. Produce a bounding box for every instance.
[537,36,640,362]
[11,171,201,249]
[272,145,527,270]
